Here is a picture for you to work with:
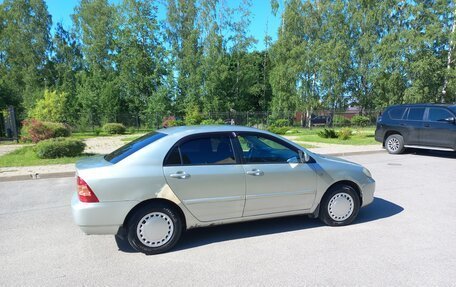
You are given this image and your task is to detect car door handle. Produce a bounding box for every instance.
[424,123,430,127]
[246,169,264,176]
[169,172,191,179]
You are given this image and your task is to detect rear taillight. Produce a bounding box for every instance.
[77,176,99,203]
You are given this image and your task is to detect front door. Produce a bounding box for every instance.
[235,133,317,217]
[421,107,456,149]
[163,133,246,222]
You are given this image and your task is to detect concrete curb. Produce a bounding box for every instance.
[1,171,75,182]
[0,149,385,182]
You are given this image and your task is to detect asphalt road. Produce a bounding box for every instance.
[1,150,456,286]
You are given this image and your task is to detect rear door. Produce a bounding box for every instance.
[235,132,317,217]
[421,107,456,149]
[403,107,426,145]
[163,133,246,222]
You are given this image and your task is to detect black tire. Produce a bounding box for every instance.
[319,184,360,226]
[385,134,405,154]
[127,203,183,255]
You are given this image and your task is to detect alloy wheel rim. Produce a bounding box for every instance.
[137,212,174,247]
[387,138,400,152]
[328,192,354,221]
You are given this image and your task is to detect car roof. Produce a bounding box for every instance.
[386,103,454,109]
[157,125,266,137]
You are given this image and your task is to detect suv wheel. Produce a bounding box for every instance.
[385,134,405,154]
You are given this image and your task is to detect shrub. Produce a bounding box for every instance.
[162,116,184,128]
[28,89,68,122]
[317,128,338,139]
[338,128,353,140]
[46,122,71,137]
[103,123,126,134]
[21,119,71,143]
[184,108,203,125]
[333,115,351,126]
[268,126,290,135]
[351,115,371,127]
[34,138,86,159]
[272,119,289,127]
[200,119,225,125]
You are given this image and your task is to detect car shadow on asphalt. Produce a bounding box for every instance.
[114,197,403,254]
[405,149,456,159]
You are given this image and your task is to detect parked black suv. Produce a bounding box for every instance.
[375,104,456,154]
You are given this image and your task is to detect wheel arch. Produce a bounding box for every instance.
[122,198,187,231]
[325,180,362,206]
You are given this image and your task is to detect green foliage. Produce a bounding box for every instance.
[271,119,289,127]
[2,0,456,130]
[317,129,338,139]
[333,115,351,126]
[21,119,71,143]
[184,107,203,125]
[34,138,85,159]
[103,123,126,134]
[351,115,371,127]
[200,119,225,125]
[28,90,68,122]
[267,126,290,135]
[337,128,353,140]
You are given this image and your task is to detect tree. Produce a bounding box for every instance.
[0,0,52,113]
[117,0,171,127]
[72,0,120,125]
[166,0,202,117]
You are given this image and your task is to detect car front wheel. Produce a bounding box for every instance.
[127,203,182,255]
[319,184,360,226]
[385,134,405,154]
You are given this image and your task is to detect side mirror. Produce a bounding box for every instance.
[443,117,456,124]
[298,150,310,163]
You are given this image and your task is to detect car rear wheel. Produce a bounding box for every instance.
[385,134,405,154]
[319,184,360,226]
[127,203,182,255]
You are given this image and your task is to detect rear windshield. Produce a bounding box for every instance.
[104,131,167,164]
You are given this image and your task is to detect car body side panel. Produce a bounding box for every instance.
[242,163,317,216]
[163,165,246,222]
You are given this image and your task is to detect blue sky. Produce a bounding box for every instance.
[45,0,281,51]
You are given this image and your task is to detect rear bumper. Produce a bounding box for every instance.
[374,126,384,143]
[71,193,138,235]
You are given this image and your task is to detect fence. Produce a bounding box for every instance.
[76,109,380,132]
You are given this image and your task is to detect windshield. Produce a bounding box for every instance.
[104,131,167,164]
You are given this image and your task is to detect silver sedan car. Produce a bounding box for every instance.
[72,125,375,254]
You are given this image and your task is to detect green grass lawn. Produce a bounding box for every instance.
[284,127,377,145]
[0,146,91,167]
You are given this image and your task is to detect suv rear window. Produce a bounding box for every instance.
[388,107,406,120]
[105,131,166,164]
[407,107,425,121]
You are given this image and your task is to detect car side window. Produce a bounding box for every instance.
[165,135,236,166]
[237,134,298,164]
[428,108,453,122]
[407,107,425,121]
[388,107,406,120]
